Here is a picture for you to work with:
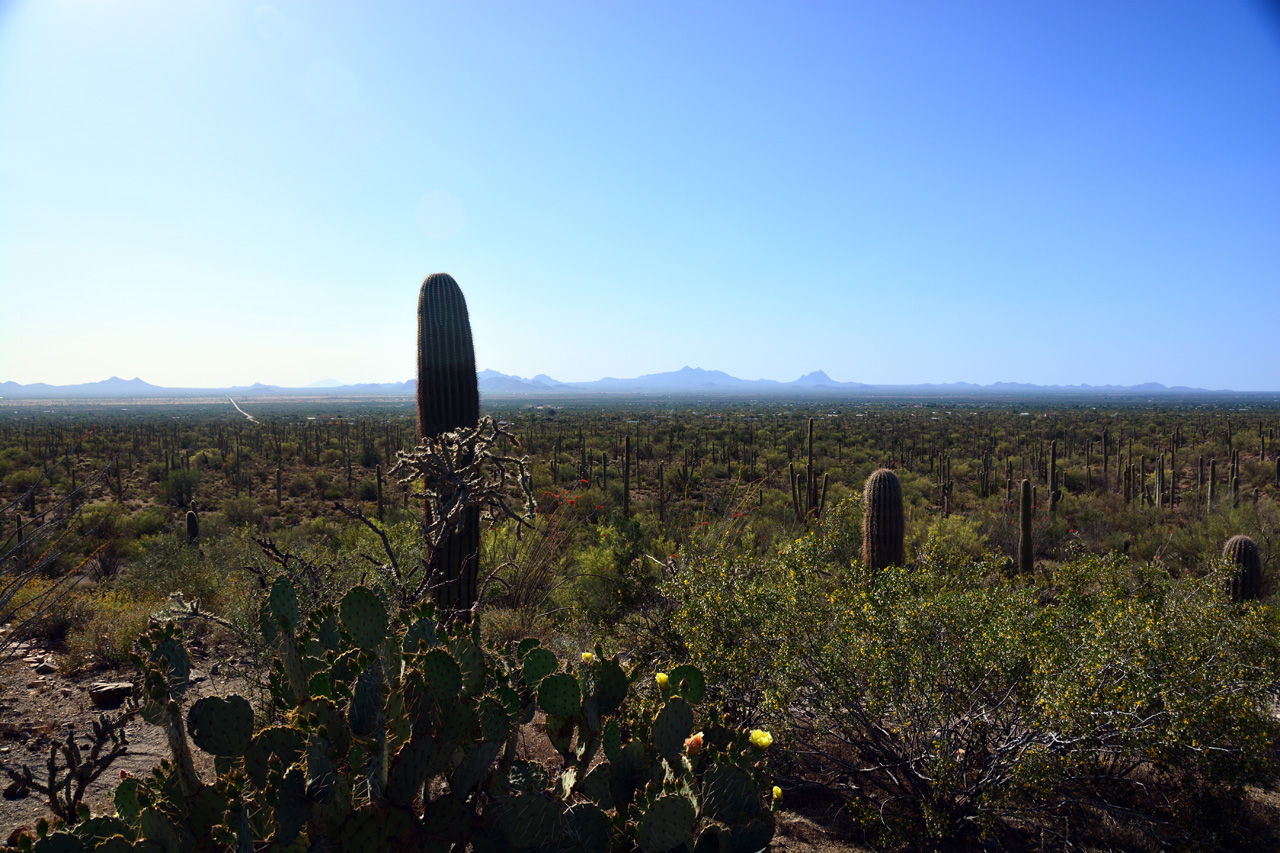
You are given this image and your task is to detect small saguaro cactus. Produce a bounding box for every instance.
[185,508,199,543]
[1018,478,1033,574]
[1224,534,1263,603]
[862,468,904,569]
[417,273,482,614]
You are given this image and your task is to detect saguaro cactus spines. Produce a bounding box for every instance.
[862,468,904,570]
[417,272,481,614]
[1018,479,1033,574]
[1224,535,1263,603]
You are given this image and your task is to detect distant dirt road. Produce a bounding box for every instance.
[228,397,256,423]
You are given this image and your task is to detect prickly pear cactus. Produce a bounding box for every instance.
[13,573,775,853]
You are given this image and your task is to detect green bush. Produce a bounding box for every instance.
[162,468,199,506]
[220,495,262,529]
[663,508,1280,846]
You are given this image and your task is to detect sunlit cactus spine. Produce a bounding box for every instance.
[1018,479,1033,574]
[862,468,904,569]
[1224,534,1262,603]
[417,272,481,614]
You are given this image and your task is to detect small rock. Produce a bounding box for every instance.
[33,661,56,675]
[189,669,207,685]
[210,663,220,675]
[89,682,133,708]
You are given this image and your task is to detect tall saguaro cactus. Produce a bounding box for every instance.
[417,273,481,614]
[862,468,904,570]
[1018,478,1033,574]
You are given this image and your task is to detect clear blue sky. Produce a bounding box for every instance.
[2,1,1278,390]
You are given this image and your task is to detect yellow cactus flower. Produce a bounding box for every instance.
[749,729,773,749]
[772,785,783,803]
[581,652,594,663]
[655,672,669,688]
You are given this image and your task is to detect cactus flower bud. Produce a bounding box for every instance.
[749,729,773,749]
[655,672,669,688]
[772,785,783,803]
[582,652,594,663]
[684,731,704,755]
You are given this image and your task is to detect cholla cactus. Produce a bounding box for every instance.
[391,417,533,606]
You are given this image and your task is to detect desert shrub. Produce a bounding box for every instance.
[126,506,168,538]
[63,587,158,670]
[2,466,40,499]
[3,576,95,648]
[912,512,990,572]
[664,510,1280,846]
[219,495,261,529]
[161,468,199,506]
[116,532,256,624]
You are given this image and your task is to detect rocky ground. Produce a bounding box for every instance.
[0,634,235,839]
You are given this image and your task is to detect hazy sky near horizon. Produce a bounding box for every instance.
[2,1,1278,391]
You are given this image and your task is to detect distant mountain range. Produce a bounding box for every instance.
[0,368,1259,400]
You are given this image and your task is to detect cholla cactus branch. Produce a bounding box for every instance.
[390,416,534,603]
[1,711,132,826]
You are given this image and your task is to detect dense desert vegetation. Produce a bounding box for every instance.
[3,385,1279,849]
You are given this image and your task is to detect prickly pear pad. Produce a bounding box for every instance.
[402,614,438,654]
[421,794,474,843]
[538,672,582,718]
[652,696,695,762]
[667,664,706,705]
[418,647,463,703]
[730,815,776,853]
[450,635,485,697]
[148,634,191,701]
[701,763,761,823]
[636,794,697,853]
[243,726,306,790]
[268,575,299,632]
[339,585,388,650]
[566,802,613,853]
[592,658,629,715]
[477,695,513,742]
[277,766,308,846]
[348,667,385,739]
[386,736,434,808]
[523,647,558,685]
[496,793,564,850]
[187,694,253,757]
